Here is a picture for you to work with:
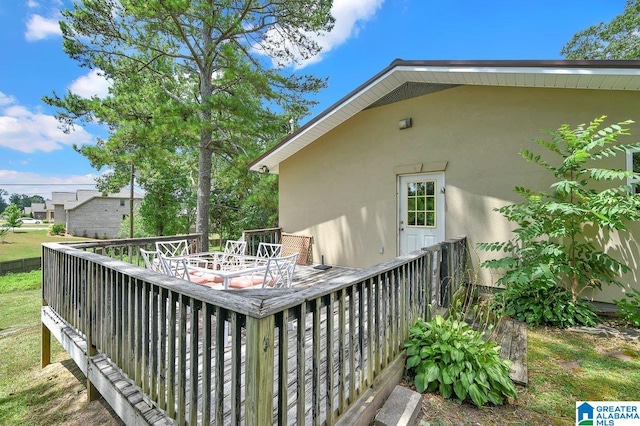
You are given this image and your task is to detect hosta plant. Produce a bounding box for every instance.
[490,279,599,328]
[404,315,517,407]
[614,288,640,328]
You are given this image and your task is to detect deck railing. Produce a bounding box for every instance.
[41,235,467,425]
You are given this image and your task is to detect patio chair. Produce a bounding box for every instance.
[217,239,248,270]
[140,248,162,273]
[256,242,284,259]
[228,253,298,289]
[158,253,222,288]
[156,239,190,257]
[224,239,246,256]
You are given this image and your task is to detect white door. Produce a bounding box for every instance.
[398,173,445,255]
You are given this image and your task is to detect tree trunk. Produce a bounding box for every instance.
[196,135,213,252]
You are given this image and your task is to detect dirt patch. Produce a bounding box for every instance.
[413,388,568,426]
[34,358,123,425]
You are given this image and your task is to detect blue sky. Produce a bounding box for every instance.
[0,0,628,201]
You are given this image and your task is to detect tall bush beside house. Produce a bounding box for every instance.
[478,117,640,327]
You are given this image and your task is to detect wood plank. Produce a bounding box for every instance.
[492,318,528,386]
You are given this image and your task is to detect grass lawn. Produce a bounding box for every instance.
[414,324,640,425]
[0,271,120,425]
[0,229,89,261]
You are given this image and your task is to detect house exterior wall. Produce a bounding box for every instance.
[278,85,640,303]
[53,205,66,225]
[66,197,140,238]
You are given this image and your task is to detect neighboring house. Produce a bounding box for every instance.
[51,192,76,226]
[51,189,142,238]
[250,59,640,303]
[29,203,48,221]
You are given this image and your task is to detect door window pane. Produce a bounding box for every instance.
[628,150,640,194]
[406,179,436,227]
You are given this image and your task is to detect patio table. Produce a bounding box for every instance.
[184,253,268,289]
[185,251,267,271]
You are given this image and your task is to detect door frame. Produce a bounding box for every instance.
[397,172,446,255]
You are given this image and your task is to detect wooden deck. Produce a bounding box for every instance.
[42,235,468,426]
[43,264,363,425]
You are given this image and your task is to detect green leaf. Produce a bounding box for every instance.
[439,382,453,399]
[415,373,428,393]
[454,380,468,401]
[406,355,421,369]
[425,362,440,383]
[468,383,487,407]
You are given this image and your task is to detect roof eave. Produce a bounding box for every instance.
[249,59,640,174]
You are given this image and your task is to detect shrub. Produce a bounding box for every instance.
[49,224,65,236]
[491,280,599,328]
[479,117,640,327]
[614,288,640,328]
[404,315,517,407]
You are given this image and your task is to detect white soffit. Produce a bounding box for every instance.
[251,64,640,173]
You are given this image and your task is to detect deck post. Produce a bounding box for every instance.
[85,262,99,402]
[41,300,51,368]
[244,314,275,426]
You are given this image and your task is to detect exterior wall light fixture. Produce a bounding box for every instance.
[398,118,412,130]
[259,165,270,174]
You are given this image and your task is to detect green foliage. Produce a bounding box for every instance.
[614,288,640,328]
[49,224,65,236]
[478,118,640,323]
[561,0,640,60]
[0,189,7,214]
[490,280,599,328]
[7,194,44,211]
[4,204,23,230]
[404,315,517,407]
[47,0,334,250]
[116,209,152,238]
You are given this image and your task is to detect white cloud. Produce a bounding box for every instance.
[69,69,112,99]
[0,91,16,107]
[0,169,98,200]
[257,0,385,69]
[25,13,62,41]
[0,96,94,153]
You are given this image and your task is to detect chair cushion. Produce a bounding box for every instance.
[189,270,224,283]
[228,275,265,289]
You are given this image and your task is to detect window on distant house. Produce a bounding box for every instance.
[120,199,125,207]
[628,149,640,194]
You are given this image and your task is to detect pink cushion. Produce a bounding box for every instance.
[190,276,211,285]
[228,275,265,289]
[189,270,224,283]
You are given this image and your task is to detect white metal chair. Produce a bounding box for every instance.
[256,242,284,259]
[158,253,223,288]
[224,240,246,256]
[140,248,162,273]
[156,240,190,257]
[228,253,298,289]
[158,253,191,280]
[217,239,248,270]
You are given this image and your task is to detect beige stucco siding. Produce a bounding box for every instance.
[279,85,640,302]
